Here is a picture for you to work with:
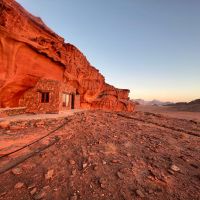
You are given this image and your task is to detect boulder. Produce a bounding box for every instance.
[0,120,10,129]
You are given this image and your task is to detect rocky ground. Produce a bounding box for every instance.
[0,110,200,200]
[135,105,200,121]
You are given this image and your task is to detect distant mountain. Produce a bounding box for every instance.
[189,99,200,105]
[168,99,200,112]
[133,99,173,106]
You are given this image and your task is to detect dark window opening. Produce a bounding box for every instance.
[41,92,49,103]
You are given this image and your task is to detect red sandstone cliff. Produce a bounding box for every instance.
[0,0,135,112]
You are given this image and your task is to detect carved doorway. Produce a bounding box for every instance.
[62,93,70,108]
[71,94,75,109]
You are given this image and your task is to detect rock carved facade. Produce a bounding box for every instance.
[0,0,135,113]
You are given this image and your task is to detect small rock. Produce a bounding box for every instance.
[14,182,24,189]
[30,188,37,195]
[102,160,107,165]
[0,113,8,118]
[83,163,87,169]
[28,183,36,189]
[10,125,22,130]
[0,192,7,196]
[170,164,180,172]
[112,160,119,163]
[36,121,45,128]
[69,181,74,187]
[12,167,22,175]
[190,163,198,169]
[69,160,76,165]
[43,185,50,190]
[0,120,10,129]
[71,169,76,176]
[34,191,46,200]
[70,194,78,200]
[136,189,145,198]
[168,169,174,175]
[45,169,54,180]
[99,178,106,188]
[117,171,124,179]
[100,183,106,189]
[148,189,153,194]
[89,152,95,156]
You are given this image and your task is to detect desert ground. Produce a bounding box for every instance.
[135,105,200,121]
[0,109,200,200]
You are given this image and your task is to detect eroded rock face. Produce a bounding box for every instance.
[0,0,135,112]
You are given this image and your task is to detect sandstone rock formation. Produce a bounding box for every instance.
[0,0,135,112]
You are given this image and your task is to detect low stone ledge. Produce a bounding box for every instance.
[0,107,26,118]
[0,117,66,130]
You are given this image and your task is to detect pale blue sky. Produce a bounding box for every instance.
[16,0,200,102]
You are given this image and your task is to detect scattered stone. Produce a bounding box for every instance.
[102,160,107,165]
[69,160,76,165]
[71,169,77,176]
[117,171,124,179]
[190,163,198,169]
[28,184,36,189]
[0,113,8,118]
[34,191,46,200]
[11,167,22,175]
[10,125,22,130]
[83,163,87,169]
[136,189,145,198]
[36,121,45,128]
[168,169,175,175]
[99,178,106,188]
[147,189,153,194]
[0,120,10,129]
[0,192,7,197]
[43,185,50,190]
[100,183,106,189]
[69,181,74,187]
[170,164,180,172]
[111,160,119,163]
[14,182,24,189]
[30,188,37,195]
[70,194,78,200]
[45,169,54,180]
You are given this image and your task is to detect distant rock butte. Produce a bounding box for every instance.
[0,0,135,112]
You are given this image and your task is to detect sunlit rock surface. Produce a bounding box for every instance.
[0,0,135,111]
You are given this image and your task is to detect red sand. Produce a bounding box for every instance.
[0,110,199,200]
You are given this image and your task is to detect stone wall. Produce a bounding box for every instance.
[19,79,60,114]
[0,107,26,117]
[0,117,66,130]
[19,79,80,114]
[74,95,80,109]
